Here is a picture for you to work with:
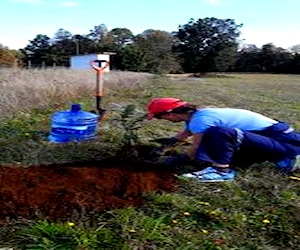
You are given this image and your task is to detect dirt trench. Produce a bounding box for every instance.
[0,160,178,222]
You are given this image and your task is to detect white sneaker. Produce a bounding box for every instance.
[276,155,300,173]
[291,155,300,172]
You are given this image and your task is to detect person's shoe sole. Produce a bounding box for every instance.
[196,178,234,183]
[181,169,236,182]
[181,174,234,182]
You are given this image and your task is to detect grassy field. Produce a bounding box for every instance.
[0,69,299,249]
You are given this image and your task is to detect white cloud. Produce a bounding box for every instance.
[10,0,43,4]
[2,36,29,50]
[240,29,300,49]
[59,1,79,7]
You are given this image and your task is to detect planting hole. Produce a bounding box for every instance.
[0,160,177,221]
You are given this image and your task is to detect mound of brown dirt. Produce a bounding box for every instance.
[0,161,177,221]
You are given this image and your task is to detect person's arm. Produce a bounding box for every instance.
[187,133,204,159]
[173,128,192,141]
[152,129,191,147]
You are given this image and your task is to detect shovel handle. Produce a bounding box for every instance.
[90,60,109,72]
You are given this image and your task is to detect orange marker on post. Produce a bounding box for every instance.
[90,60,109,118]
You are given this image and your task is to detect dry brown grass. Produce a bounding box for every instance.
[0,68,151,118]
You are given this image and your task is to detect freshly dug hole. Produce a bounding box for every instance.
[0,160,177,221]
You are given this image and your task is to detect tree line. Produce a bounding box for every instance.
[1,17,300,74]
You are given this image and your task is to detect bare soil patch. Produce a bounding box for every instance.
[0,160,177,222]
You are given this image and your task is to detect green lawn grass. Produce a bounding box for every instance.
[0,71,299,249]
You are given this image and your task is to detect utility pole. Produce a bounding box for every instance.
[73,34,82,55]
[75,39,80,55]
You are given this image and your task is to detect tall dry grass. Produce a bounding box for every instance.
[0,68,151,118]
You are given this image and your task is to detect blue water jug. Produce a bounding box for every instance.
[48,104,99,143]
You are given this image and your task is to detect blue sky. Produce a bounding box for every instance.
[1,0,300,50]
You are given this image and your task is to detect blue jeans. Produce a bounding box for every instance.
[196,122,300,166]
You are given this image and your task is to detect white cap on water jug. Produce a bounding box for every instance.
[71,103,81,112]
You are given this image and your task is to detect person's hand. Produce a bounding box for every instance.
[152,137,180,147]
[163,153,190,167]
